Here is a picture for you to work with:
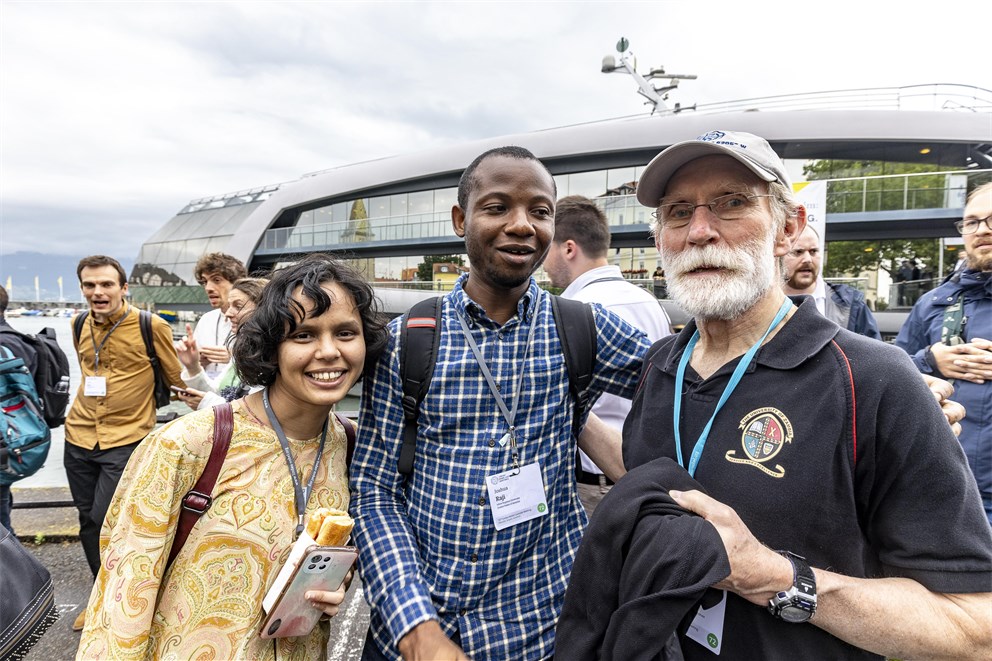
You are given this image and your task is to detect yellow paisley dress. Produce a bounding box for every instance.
[76,404,351,660]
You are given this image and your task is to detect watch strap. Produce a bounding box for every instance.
[785,552,816,596]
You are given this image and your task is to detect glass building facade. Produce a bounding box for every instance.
[260,164,662,283]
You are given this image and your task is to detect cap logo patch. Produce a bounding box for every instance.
[725,407,793,478]
[698,131,725,141]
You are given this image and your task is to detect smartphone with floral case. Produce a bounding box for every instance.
[259,546,357,639]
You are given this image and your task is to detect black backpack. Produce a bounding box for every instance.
[397,295,596,476]
[73,309,173,409]
[0,326,71,428]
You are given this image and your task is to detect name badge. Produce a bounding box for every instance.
[84,376,107,397]
[486,462,548,531]
[686,589,727,655]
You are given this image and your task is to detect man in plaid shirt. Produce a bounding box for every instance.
[351,146,651,660]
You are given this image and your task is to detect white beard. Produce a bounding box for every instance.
[662,233,777,321]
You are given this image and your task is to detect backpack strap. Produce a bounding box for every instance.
[335,412,356,467]
[397,297,443,476]
[138,310,158,365]
[167,402,234,570]
[550,295,597,440]
[72,311,88,345]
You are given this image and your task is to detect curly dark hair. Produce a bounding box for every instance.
[194,253,247,285]
[233,254,388,387]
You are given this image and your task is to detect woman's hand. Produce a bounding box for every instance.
[305,571,353,618]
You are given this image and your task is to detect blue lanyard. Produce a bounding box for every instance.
[673,297,793,477]
[262,387,327,538]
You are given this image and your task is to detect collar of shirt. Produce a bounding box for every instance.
[451,273,538,326]
[653,296,836,378]
[91,302,131,327]
[560,264,624,299]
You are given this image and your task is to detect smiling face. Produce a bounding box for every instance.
[224,288,256,334]
[200,271,234,310]
[80,265,128,323]
[452,155,556,300]
[269,282,365,418]
[655,155,794,321]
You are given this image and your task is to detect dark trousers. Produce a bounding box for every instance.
[64,440,139,577]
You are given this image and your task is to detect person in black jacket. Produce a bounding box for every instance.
[621,129,990,660]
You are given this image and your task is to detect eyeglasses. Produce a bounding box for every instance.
[652,193,777,228]
[954,215,992,235]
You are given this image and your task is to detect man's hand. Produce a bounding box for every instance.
[930,339,992,384]
[669,489,792,606]
[920,374,965,436]
[397,621,469,661]
[199,345,231,365]
[174,323,203,374]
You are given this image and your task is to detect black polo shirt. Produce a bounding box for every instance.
[623,297,992,660]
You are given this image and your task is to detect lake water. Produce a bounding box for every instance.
[5,314,361,489]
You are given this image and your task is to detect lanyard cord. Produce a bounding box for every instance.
[88,303,131,373]
[262,387,328,538]
[674,297,793,477]
[456,309,538,473]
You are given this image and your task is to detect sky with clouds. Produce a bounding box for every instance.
[1,0,989,261]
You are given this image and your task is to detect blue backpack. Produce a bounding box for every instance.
[0,347,51,485]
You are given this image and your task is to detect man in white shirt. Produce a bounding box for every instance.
[543,195,672,514]
[192,253,247,379]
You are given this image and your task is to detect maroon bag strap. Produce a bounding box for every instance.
[166,402,234,570]
[335,412,356,467]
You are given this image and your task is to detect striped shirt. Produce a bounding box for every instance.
[351,277,650,660]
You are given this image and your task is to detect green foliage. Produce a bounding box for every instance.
[824,239,960,279]
[805,160,957,215]
[416,255,465,282]
[807,160,961,277]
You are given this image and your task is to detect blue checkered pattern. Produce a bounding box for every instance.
[351,277,650,660]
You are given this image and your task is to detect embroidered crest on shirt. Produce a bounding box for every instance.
[726,407,793,478]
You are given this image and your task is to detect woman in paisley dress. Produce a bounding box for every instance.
[76,254,388,660]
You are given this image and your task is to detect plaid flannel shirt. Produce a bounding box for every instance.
[351,277,650,660]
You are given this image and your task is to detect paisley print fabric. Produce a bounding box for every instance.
[76,404,350,660]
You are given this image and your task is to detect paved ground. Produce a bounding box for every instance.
[11,490,370,661]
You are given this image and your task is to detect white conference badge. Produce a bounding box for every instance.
[84,376,107,397]
[686,590,727,655]
[486,462,549,531]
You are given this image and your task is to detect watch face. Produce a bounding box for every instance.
[780,605,813,623]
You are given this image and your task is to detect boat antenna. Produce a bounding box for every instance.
[601,37,697,115]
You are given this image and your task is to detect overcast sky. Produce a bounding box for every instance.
[1,0,989,261]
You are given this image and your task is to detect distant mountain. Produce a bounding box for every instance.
[0,252,134,302]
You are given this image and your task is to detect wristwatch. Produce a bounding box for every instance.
[768,551,817,623]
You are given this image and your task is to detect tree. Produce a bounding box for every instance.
[823,239,949,279]
[416,255,465,282]
[804,160,959,278]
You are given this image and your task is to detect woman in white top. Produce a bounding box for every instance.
[176,277,268,410]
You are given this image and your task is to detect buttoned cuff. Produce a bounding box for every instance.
[380,580,438,647]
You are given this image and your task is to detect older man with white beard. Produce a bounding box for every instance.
[613,131,991,660]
